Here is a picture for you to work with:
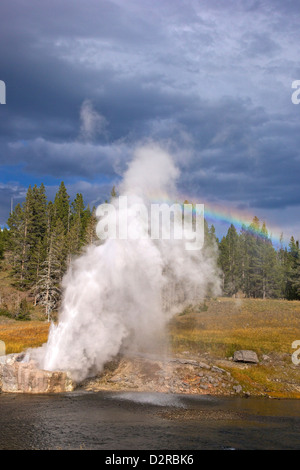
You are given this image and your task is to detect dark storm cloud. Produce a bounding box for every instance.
[0,0,300,235]
[5,139,130,178]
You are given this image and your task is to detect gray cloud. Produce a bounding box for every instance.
[0,0,300,238]
[6,138,130,178]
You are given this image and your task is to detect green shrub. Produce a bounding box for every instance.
[16,299,31,321]
[196,302,209,313]
[0,308,12,318]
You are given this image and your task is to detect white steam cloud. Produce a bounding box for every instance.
[38,144,220,381]
[79,99,108,140]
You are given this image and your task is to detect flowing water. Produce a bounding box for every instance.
[0,392,299,450]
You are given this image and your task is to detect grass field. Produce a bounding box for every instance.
[169,297,300,357]
[169,297,300,398]
[1,297,300,358]
[0,321,50,354]
[0,264,49,354]
[0,297,299,397]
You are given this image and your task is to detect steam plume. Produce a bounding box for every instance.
[39,144,220,381]
[79,99,108,140]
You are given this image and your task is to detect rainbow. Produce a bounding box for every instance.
[202,201,285,246]
[148,193,287,248]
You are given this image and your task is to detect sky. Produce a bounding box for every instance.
[0,0,300,242]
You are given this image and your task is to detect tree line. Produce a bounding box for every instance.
[216,217,300,300]
[0,183,97,320]
[0,184,300,321]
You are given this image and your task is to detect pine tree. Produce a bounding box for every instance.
[235,218,283,299]
[19,186,35,286]
[7,187,36,287]
[246,218,266,297]
[219,224,241,296]
[293,253,300,298]
[71,193,85,246]
[27,184,48,285]
[7,203,23,269]
[260,225,282,299]
[7,185,48,288]
[208,224,218,246]
[83,207,98,245]
[285,237,300,299]
[0,228,9,260]
[35,219,66,321]
[54,182,70,233]
[238,225,249,296]
[277,234,287,297]
[0,231,4,260]
[110,186,117,199]
[65,193,87,264]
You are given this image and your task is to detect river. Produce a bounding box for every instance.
[0,391,299,450]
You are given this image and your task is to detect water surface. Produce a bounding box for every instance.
[0,391,299,450]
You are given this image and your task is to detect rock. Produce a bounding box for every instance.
[198,361,211,370]
[170,358,198,366]
[170,358,211,370]
[211,366,226,374]
[199,384,208,390]
[108,377,122,383]
[262,355,271,362]
[0,353,75,393]
[233,350,259,364]
[233,385,243,393]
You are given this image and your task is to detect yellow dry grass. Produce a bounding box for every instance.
[0,321,50,354]
[0,297,300,398]
[169,297,300,398]
[169,297,300,357]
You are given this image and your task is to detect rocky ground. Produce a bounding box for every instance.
[0,351,246,396]
[1,349,299,397]
[1,296,300,397]
[0,352,75,393]
[79,349,300,398]
[79,352,259,397]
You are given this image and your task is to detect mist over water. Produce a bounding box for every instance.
[39,144,220,381]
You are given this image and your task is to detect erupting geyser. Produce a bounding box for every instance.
[35,144,220,382]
